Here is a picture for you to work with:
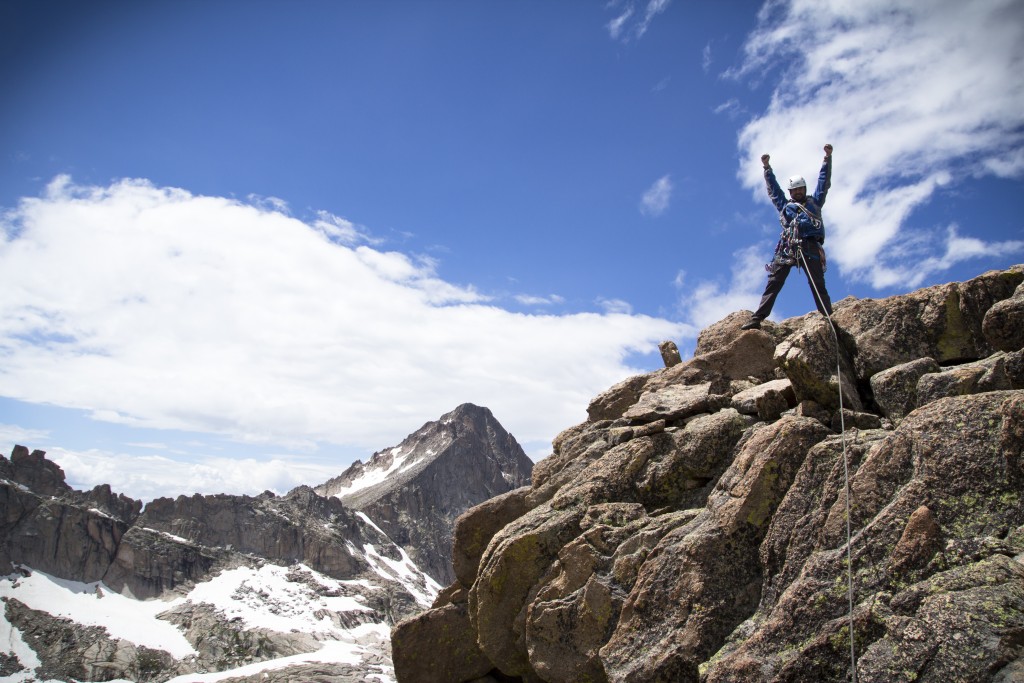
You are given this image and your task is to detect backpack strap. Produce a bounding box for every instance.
[786,201,821,225]
[783,201,825,241]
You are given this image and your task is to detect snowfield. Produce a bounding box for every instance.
[0,568,196,657]
[184,564,374,635]
[0,558,424,683]
[161,625,393,683]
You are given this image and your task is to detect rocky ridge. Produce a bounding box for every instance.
[316,403,534,585]
[0,446,438,681]
[392,265,1024,683]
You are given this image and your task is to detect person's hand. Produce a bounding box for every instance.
[761,153,770,168]
[824,144,833,158]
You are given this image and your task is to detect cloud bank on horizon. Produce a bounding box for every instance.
[0,176,687,473]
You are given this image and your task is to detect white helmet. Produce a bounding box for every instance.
[788,175,807,190]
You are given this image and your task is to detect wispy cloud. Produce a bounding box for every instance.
[702,42,712,72]
[597,298,634,315]
[732,0,1024,288]
[606,0,671,42]
[606,4,634,41]
[514,293,565,306]
[247,194,290,215]
[313,210,376,246]
[713,98,743,119]
[0,424,50,449]
[0,177,686,458]
[865,224,1024,289]
[640,175,673,216]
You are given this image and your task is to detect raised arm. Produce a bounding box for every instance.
[762,153,787,213]
[814,144,833,206]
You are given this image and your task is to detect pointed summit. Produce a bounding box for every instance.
[316,403,533,584]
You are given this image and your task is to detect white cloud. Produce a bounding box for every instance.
[702,42,712,72]
[597,298,634,315]
[713,98,742,119]
[514,294,565,306]
[247,194,290,215]
[0,424,50,451]
[733,0,1024,288]
[312,210,370,245]
[640,175,673,216]
[866,224,1024,289]
[637,0,671,38]
[606,0,671,42]
[44,446,340,502]
[0,177,686,459]
[606,5,634,41]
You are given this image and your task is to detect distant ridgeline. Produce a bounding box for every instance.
[0,403,532,682]
[393,265,1024,683]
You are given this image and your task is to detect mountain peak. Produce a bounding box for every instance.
[315,404,533,585]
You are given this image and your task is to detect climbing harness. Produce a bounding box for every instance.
[766,214,800,271]
[796,244,857,683]
[766,202,826,273]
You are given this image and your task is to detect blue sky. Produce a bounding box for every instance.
[2,0,1022,501]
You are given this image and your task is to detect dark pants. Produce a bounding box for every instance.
[753,239,833,321]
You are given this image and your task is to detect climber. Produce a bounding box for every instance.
[742,144,834,330]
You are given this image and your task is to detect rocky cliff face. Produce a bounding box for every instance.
[392,265,1024,683]
[0,447,440,682]
[316,403,535,586]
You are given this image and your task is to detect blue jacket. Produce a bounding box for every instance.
[765,156,831,243]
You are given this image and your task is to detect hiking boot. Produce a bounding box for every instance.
[740,318,762,330]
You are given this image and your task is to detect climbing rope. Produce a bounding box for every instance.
[796,243,858,683]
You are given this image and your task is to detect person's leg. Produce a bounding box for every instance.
[799,243,833,316]
[748,262,792,324]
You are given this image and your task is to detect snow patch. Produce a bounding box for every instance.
[353,512,440,606]
[355,511,385,536]
[162,623,394,683]
[1,564,399,683]
[142,527,191,544]
[398,457,424,474]
[185,564,371,635]
[361,544,440,608]
[0,568,195,658]
[332,447,413,498]
[0,618,42,680]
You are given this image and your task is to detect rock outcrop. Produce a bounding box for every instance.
[316,403,534,585]
[392,265,1024,683]
[0,446,143,588]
